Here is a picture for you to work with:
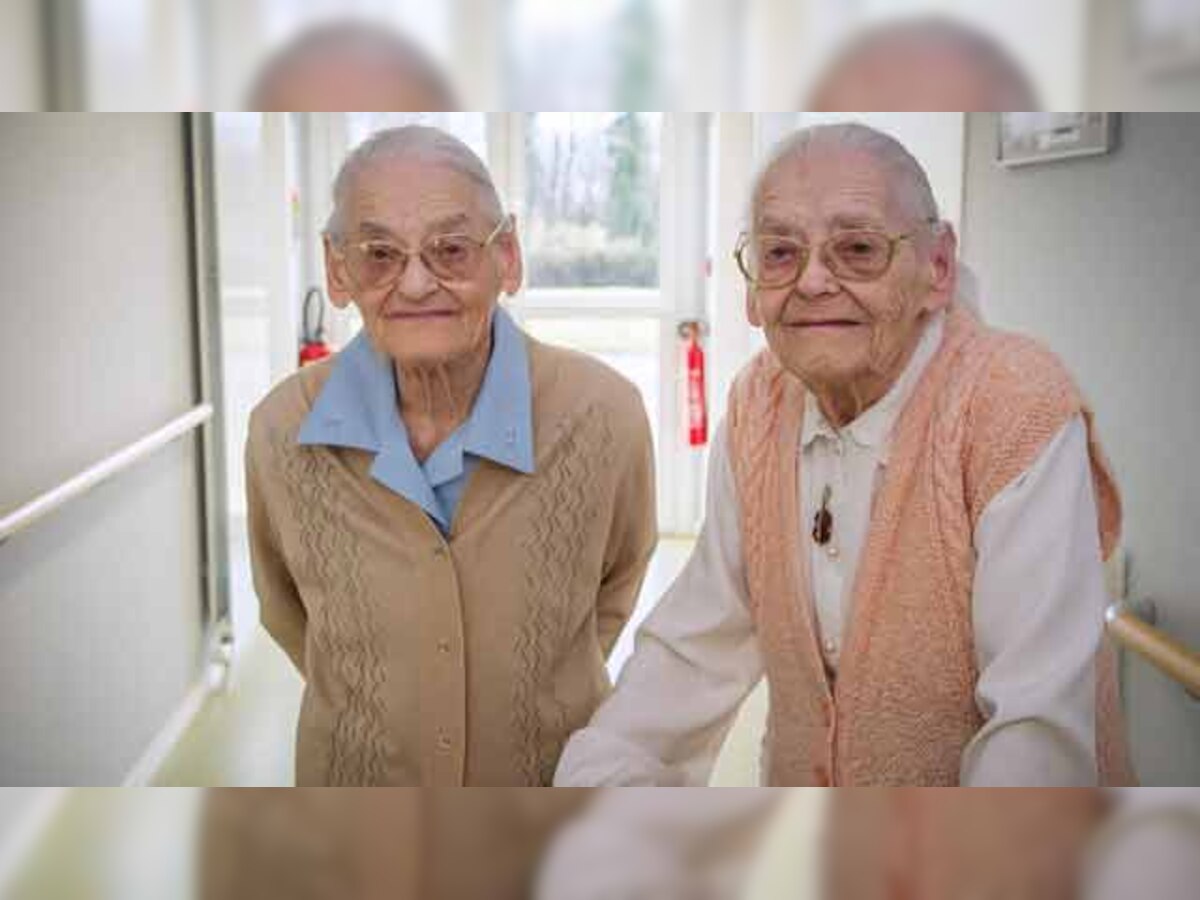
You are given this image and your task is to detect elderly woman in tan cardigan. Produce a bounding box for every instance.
[556,122,1134,788]
[245,125,656,786]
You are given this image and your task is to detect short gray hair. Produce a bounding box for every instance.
[325,125,504,239]
[750,122,940,232]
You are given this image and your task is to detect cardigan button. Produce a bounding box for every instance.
[432,546,447,558]
[437,639,452,655]
[437,732,453,751]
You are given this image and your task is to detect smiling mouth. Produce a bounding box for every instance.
[384,309,459,320]
[787,319,864,329]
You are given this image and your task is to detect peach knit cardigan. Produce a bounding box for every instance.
[727,305,1135,786]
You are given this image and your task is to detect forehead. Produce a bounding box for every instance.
[341,157,488,235]
[755,147,899,233]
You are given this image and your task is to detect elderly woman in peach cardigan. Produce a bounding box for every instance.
[555,122,1135,788]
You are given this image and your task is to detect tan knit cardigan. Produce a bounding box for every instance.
[727,306,1135,786]
[245,335,657,786]
[199,788,594,900]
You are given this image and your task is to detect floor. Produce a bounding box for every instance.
[1,539,806,900]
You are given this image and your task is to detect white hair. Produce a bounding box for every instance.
[750,122,940,231]
[325,125,504,239]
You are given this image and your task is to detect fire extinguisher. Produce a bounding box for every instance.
[298,287,333,367]
[680,320,708,447]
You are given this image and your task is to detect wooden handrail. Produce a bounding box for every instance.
[1106,602,1200,699]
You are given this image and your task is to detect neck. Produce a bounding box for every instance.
[813,375,893,430]
[395,334,492,462]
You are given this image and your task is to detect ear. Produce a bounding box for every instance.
[496,215,524,296]
[921,222,958,314]
[323,235,355,310]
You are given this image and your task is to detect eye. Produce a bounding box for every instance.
[428,236,473,263]
[834,234,885,258]
[362,242,401,263]
[760,240,800,266]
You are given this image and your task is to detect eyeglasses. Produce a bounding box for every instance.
[337,216,512,290]
[734,227,924,289]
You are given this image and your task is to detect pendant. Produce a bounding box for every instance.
[812,484,834,546]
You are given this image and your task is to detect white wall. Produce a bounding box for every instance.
[962,113,1200,785]
[1086,0,1200,109]
[0,114,208,784]
[0,0,45,110]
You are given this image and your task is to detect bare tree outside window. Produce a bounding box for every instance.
[523,112,662,289]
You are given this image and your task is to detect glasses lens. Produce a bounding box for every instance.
[349,241,404,289]
[423,235,483,282]
[827,231,892,280]
[749,237,806,287]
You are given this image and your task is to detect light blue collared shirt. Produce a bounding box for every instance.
[297,307,535,535]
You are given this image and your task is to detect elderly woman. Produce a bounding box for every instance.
[245,125,656,786]
[555,122,1133,787]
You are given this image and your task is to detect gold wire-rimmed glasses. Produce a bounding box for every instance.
[734,226,928,288]
[337,216,512,290]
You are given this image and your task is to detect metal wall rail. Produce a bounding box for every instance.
[0,404,214,546]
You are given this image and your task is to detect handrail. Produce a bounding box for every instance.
[1106,601,1200,700]
[0,404,214,545]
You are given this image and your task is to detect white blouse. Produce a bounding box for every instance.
[556,313,1109,788]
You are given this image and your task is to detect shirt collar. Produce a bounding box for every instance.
[297,306,535,509]
[417,305,536,488]
[459,305,535,475]
[801,310,946,457]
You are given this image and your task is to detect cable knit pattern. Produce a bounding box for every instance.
[272,427,391,786]
[246,338,656,786]
[727,305,1135,786]
[514,403,616,785]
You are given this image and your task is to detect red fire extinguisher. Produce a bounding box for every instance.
[680,321,708,448]
[299,287,333,367]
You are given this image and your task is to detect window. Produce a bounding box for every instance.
[521,113,661,289]
[499,112,709,533]
[520,316,661,450]
[507,0,673,107]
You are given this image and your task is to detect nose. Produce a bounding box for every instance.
[392,250,440,300]
[793,248,840,301]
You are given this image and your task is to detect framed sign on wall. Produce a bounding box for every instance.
[997,113,1119,168]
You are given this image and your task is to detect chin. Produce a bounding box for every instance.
[770,336,861,385]
[386,343,465,369]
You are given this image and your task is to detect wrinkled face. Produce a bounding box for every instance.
[746,147,955,400]
[325,158,522,368]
